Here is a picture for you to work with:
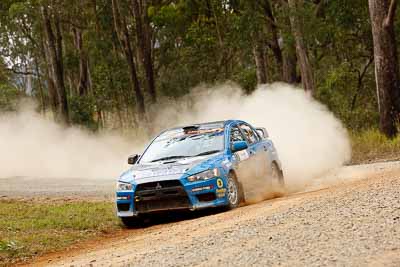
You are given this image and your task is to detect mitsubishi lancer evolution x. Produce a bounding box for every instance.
[116,120,284,227]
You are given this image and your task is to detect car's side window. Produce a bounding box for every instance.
[230,125,245,143]
[239,124,259,144]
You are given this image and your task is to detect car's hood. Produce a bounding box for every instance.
[119,153,222,184]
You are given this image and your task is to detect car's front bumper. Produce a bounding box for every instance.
[116,177,228,217]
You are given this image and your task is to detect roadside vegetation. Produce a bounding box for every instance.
[0,200,120,266]
[351,129,400,164]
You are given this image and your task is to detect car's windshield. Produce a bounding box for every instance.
[139,126,225,163]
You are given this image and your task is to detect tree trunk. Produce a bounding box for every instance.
[261,0,284,79]
[40,36,59,113]
[350,57,373,111]
[34,58,46,114]
[112,0,146,118]
[73,28,89,96]
[287,0,315,94]
[368,0,400,138]
[131,0,157,103]
[253,40,268,84]
[54,13,69,124]
[41,4,69,124]
[282,39,298,84]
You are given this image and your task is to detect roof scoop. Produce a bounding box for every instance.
[182,125,199,132]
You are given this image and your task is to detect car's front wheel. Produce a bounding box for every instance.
[226,172,244,210]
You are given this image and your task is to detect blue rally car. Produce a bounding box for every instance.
[116,120,284,227]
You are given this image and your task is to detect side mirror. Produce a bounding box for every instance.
[128,154,140,165]
[256,127,269,139]
[231,141,248,152]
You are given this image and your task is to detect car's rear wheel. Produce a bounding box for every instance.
[226,172,244,210]
[271,162,285,195]
[120,216,144,228]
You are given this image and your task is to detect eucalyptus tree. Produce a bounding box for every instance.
[368,0,400,137]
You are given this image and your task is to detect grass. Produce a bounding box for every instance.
[351,128,400,164]
[0,200,120,266]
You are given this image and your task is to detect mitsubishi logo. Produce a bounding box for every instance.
[155,182,162,190]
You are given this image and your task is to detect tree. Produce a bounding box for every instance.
[41,3,69,124]
[0,0,393,132]
[132,0,157,102]
[287,0,315,94]
[0,58,19,111]
[253,37,268,84]
[257,0,284,80]
[368,0,400,137]
[111,0,146,118]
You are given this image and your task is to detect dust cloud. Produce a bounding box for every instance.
[0,83,351,193]
[152,82,351,192]
[0,105,140,179]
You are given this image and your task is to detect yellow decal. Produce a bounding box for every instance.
[216,188,226,198]
[216,178,224,188]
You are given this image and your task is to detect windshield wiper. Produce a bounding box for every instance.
[194,150,221,157]
[150,155,189,162]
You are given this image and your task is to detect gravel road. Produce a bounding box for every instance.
[27,161,400,267]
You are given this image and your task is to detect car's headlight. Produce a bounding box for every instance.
[188,168,219,182]
[116,181,133,191]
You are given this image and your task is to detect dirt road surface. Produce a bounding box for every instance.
[17,161,400,267]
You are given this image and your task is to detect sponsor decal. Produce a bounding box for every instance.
[235,150,249,161]
[216,178,224,188]
[192,185,213,192]
[216,188,226,198]
[136,167,185,178]
[222,159,233,169]
[117,195,131,200]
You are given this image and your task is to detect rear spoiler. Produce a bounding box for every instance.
[256,127,269,139]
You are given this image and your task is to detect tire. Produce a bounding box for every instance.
[271,162,285,195]
[120,216,144,228]
[226,172,244,210]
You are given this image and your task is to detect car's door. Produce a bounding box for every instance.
[229,124,254,179]
[237,123,270,199]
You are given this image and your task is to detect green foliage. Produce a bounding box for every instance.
[0,84,19,111]
[69,95,97,130]
[153,0,257,98]
[0,0,390,133]
[316,63,378,130]
[234,67,257,94]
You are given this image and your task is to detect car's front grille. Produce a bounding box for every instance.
[196,192,216,202]
[136,180,182,191]
[135,196,190,212]
[135,180,190,212]
[117,203,130,212]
